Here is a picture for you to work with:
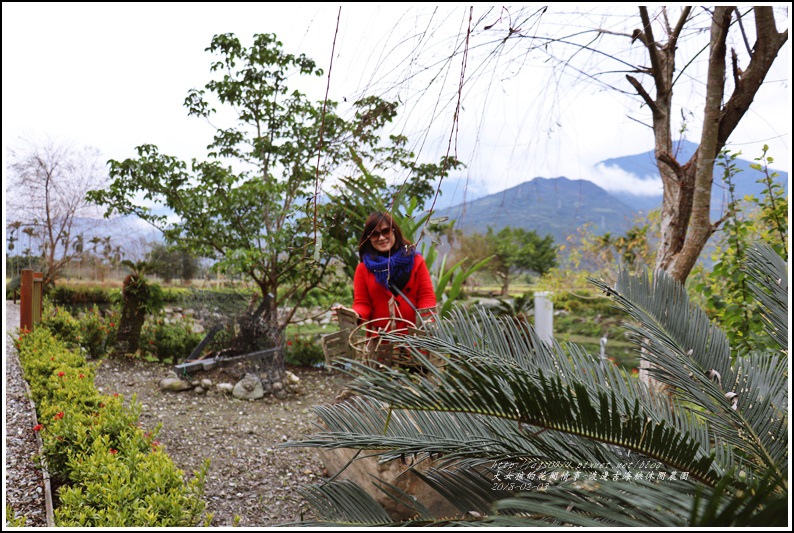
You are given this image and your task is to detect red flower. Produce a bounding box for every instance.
[50,357,55,361]
[113,393,120,397]
[99,403,105,408]
[54,412,64,420]
[109,449,118,455]
[631,368,639,375]
[149,340,155,345]
[109,322,115,328]
[79,374,86,379]
[33,424,43,432]
[152,440,161,450]
[58,372,65,378]
[287,341,292,346]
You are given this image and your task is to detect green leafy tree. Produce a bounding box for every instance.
[148,242,199,284]
[545,211,659,294]
[460,226,557,295]
[690,146,788,355]
[88,33,416,375]
[288,241,787,526]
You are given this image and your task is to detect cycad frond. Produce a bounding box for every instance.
[290,479,394,526]
[325,353,719,484]
[590,265,788,489]
[744,243,788,351]
[487,476,787,527]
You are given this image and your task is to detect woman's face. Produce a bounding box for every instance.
[370,221,396,253]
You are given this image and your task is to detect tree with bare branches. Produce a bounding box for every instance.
[617,6,788,282]
[6,138,108,287]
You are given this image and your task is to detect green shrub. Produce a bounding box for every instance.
[77,306,119,359]
[5,503,26,527]
[50,285,116,305]
[41,304,82,348]
[160,287,184,303]
[40,302,119,359]
[284,333,324,367]
[55,437,208,527]
[140,317,203,364]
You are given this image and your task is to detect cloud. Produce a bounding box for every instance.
[589,163,663,197]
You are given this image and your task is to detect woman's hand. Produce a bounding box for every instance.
[331,305,359,324]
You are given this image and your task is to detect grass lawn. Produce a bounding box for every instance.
[558,333,639,370]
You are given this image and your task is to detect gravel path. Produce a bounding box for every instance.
[4,301,50,527]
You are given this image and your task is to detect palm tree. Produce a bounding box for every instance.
[285,242,787,526]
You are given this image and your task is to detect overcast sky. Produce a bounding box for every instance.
[3,3,791,206]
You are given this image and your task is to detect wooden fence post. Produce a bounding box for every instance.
[20,269,43,332]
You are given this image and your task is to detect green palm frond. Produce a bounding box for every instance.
[290,479,393,526]
[490,478,699,527]
[486,475,787,527]
[344,354,717,483]
[291,395,636,472]
[411,464,511,516]
[744,243,788,350]
[590,267,788,489]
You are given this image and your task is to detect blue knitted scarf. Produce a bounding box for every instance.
[363,248,416,291]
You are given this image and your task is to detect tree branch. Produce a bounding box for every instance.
[625,74,659,116]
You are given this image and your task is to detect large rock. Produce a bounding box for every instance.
[159,377,193,392]
[216,383,234,395]
[232,373,265,400]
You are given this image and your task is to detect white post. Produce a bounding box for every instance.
[534,291,553,345]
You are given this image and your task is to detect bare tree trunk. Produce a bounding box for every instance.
[628,7,788,392]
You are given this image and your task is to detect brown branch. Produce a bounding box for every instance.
[669,6,693,46]
[731,47,743,89]
[625,74,659,116]
[734,7,753,56]
[657,152,685,182]
[717,7,788,148]
[626,114,653,130]
[638,7,665,93]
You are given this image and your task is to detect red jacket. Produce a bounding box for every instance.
[353,254,436,332]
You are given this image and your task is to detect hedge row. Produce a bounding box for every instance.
[48,285,186,306]
[13,327,210,527]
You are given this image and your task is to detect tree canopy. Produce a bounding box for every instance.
[459,226,557,295]
[88,33,455,357]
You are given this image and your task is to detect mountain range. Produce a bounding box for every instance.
[429,140,788,246]
[48,141,787,257]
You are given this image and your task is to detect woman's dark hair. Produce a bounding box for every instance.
[358,211,413,260]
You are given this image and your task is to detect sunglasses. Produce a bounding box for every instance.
[369,226,393,240]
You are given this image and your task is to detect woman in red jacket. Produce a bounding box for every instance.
[351,211,436,333]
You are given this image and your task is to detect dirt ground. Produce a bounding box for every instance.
[92,356,353,527]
